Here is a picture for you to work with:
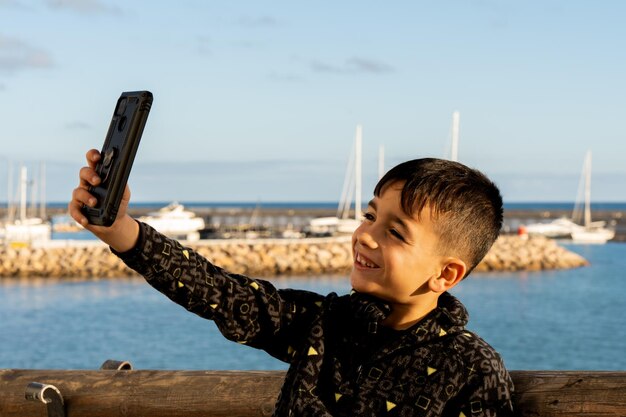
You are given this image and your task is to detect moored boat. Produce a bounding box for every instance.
[138,202,205,241]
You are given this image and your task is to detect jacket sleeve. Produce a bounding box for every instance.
[113,221,325,363]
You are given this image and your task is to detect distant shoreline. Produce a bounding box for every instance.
[3,201,625,242]
[7,200,626,215]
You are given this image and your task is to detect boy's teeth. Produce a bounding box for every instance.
[357,253,375,268]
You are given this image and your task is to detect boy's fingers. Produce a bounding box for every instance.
[69,186,99,227]
[79,166,100,188]
[71,187,97,208]
[69,150,102,228]
[86,149,101,169]
[68,199,89,227]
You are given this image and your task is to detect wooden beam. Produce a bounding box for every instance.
[1,370,625,417]
[511,371,626,417]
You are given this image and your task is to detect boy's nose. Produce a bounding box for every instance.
[356,231,379,249]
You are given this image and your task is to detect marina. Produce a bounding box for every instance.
[3,201,626,242]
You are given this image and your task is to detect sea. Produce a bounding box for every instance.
[1,202,626,372]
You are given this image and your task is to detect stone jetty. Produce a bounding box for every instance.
[0,235,587,279]
[473,235,588,272]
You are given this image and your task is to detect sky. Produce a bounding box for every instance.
[1,0,625,204]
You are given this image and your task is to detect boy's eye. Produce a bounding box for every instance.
[390,229,404,241]
[362,212,375,222]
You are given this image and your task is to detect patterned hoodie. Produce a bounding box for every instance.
[114,222,514,417]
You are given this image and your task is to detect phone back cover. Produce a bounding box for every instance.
[83,90,152,226]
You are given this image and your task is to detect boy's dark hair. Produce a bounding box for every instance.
[374,158,503,277]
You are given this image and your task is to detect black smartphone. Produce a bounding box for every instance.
[82,90,153,226]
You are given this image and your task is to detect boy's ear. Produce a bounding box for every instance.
[429,258,467,293]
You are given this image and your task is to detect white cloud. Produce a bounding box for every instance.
[310,57,394,75]
[237,15,279,28]
[46,0,121,15]
[346,57,394,74]
[65,121,92,130]
[0,35,53,72]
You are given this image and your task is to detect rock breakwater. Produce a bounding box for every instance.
[473,235,588,272]
[0,235,587,279]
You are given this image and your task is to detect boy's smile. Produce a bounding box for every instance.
[354,251,380,269]
[350,182,449,328]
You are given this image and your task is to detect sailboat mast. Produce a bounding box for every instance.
[337,141,355,219]
[20,165,27,222]
[584,151,592,227]
[451,111,460,162]
[378,145,385,180]
[354,125,362,221]
[7,161,13,222]
[30,167,37,218]
[39,162,46,220]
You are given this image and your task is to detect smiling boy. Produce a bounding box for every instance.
[70,153,513,416]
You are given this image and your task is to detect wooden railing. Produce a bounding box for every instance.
[1,369,625,417]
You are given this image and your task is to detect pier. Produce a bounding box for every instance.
[1,368,625,416]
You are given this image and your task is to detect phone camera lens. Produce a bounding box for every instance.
[116,98,128,115]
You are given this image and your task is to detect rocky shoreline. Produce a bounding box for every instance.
[0,235,587,279]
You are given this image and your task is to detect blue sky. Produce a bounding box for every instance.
[1,0,625,203]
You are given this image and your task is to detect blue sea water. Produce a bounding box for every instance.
[1,243,625,371]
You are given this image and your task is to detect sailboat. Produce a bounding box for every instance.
[525,151,614,243]
[569,151,615,243]
[1,165,51,246]
[308,125,363,236]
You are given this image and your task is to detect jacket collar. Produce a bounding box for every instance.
[349,290,469,342]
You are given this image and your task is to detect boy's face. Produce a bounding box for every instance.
[350,182,445,306]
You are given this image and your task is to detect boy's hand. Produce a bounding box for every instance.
[68,149,139,252]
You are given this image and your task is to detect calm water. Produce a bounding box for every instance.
[1,243,625,371]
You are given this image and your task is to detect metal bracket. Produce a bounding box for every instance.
[25,382,65,417]
[100,359,133,370]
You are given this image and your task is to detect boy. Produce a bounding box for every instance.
[70,152,514,417]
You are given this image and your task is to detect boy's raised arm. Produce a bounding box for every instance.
[69,151,324,362]
[114,220,324,362]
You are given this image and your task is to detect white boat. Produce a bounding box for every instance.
[139,202,205,241]
[570,151,615,244]
[571,227,615,244]
[309,125,363,236]
[1,165,51,246]
[281,226,306,239]
[524,217,582,238]
[3,218,51,244]
[524,151,614,243]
